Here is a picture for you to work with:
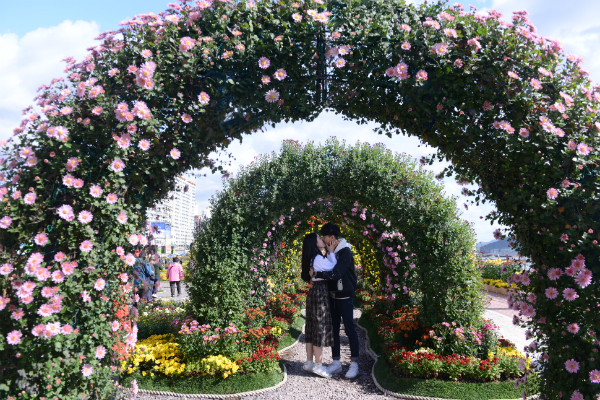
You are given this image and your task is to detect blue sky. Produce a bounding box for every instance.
[1,0,599,242]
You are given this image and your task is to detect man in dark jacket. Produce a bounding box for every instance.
[313,222,360,378]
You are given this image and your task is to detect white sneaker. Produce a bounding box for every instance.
[312,364,331,378]
[326,360,342,375]
[345,363,359,379]
[302,361,314,372]
[152,294,158,298]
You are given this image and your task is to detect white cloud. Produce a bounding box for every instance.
[0,20,100,141]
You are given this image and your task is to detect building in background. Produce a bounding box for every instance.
[147,176,196,253]
[194,215,201,226]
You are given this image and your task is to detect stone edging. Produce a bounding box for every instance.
[138,363,287,399]
[137,319,304,398]
[355,317,540,400]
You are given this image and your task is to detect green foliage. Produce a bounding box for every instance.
[121,367,283,395]
[479,259,523,282]
[373,358,540,400]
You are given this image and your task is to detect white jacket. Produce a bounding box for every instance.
[312,253,337,281]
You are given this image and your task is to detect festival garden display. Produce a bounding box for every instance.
[0,0,598,398]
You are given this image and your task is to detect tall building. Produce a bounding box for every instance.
[146,176,196,251]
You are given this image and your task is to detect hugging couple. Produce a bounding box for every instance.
[300,222,359,379]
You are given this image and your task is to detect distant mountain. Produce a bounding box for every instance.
[479,239,518,255]
[476,240,496,249]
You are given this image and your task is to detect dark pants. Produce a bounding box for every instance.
[330,295,359,362]
[170,281,181,297]
[144,278,153,301]
[152,277,161,295]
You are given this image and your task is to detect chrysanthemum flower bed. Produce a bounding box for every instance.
[359,289,535,385]
[120,290,305,391]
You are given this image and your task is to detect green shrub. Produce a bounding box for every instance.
[137,300,187,339]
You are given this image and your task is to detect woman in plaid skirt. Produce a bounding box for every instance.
[300,232,337,378]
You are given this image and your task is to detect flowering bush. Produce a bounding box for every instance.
[266,293,300,322]
[0,0,597,397]
[479,259,524,282]
[429,320,500,359]
[237,341,281,374]
[122,334,185,377]
[137,300,186,339]
[175,318,245,361]
[387,346,527,382]
[196,355,240,378]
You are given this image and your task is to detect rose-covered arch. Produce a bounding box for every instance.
[0,0,598,398]
[188,139,482,329]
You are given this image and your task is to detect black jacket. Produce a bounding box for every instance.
[314,246,356,299]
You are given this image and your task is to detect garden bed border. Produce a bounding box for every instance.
[137,362,287,399]
[355,316,540,400]
[136,316,303,398]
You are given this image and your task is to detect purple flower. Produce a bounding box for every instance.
[80,240,94,253]
[90,185,103,198]
[198,92,210,105]
[265,89,279,103]
[258,57,270,69]
[57,204,74,221]
[577,143,591,156]
[34,233,48,246]
[23,192,36,205]
[110,159,125,172]
[563,288,579,302]
[546,188,558,199]
[0,215,13,229]
[6,330,22,345]
[78,211,93,224]
[82,364,93,377]
[565,359,579,373]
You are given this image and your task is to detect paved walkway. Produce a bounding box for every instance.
[482,291,528,353]
[153,281,189,300]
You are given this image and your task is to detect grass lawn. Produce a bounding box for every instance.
[123,366,284,395]
[278,314,305,350]
[360,313,540,400]
[358,312,382,355]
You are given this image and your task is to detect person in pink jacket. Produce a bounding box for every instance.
[167,257,184,297]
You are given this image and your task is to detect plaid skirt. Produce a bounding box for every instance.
[305,281,333,347]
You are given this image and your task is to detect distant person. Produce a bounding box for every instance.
[133,252,154,303]
[167,257,184,298]
[143,253,155,301]
[151,253,163,299]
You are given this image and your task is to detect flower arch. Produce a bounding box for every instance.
[188,139,482,330]
[0,0,598,398]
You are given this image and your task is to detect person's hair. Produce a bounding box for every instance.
[320,222,340,239]
[173,257,180,263]
[301,233,320,283]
